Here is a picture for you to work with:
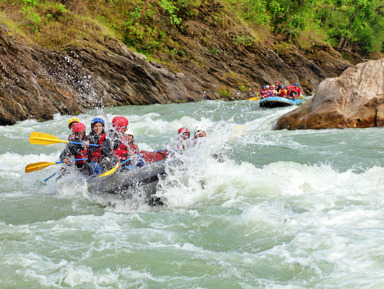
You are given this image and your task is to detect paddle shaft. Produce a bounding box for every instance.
[56,158,88,164]
[70,141,98,147]
[43,173,56,182]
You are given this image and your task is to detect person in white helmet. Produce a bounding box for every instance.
[124,129,139,156]
[194,126,207,139]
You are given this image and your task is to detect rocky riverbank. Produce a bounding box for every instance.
[0,22,352,125]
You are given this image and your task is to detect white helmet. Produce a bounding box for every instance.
[195,125,206,132]
[266,85,270,89]
[124,129,134,136]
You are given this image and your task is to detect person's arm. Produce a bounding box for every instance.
[59,144,72,163]
[86,134,98,152]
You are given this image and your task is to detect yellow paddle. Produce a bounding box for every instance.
[25,158,88,173]
[29,132,98,146]
[249,93,260,102]
[99,158,131,178]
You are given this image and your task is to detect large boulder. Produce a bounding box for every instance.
[274,59,384,130]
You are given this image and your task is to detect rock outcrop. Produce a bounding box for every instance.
[274,59,384,130]
[0,22,351,125]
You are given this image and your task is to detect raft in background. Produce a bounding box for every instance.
[259,96,303,108]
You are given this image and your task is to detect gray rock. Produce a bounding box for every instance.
[274,59,384,130]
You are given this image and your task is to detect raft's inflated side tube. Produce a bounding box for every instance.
[259,97,303,108]
[87,159,167,196]
[140,150,169,163]
[86,157,182,202]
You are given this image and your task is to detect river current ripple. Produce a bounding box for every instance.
[0,100,383,288]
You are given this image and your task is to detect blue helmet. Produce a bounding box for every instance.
[91,117,105,129]
[294,83,299,86]
[262,85,266,88]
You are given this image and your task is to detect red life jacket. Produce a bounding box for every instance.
[75,147,88,166]
[128,141,138,154]
[261,89,268,97]
[114,140,130,161]
[90,133,106,162]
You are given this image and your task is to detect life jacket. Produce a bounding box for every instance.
[286,85,296,97]
[90,133,106,162]
[114,140,130,161]
[280,90,287,97]
[75,147,88,166]
[128,141,138,154]
[261,89,268,97]
[296,87,302,96]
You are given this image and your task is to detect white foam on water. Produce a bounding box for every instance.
[2,101,384,288]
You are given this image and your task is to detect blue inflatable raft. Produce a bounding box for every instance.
[259,96,303,108]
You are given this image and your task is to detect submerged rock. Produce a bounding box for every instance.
[274,59,384,130]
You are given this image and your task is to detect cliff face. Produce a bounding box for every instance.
[274,59,384,130]
[0,21,351,125]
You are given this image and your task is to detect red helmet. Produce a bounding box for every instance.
[112,116,128,132]
[72,123,86,133]
[178,127,190,134]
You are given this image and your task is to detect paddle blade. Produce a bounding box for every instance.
[249,97,260,102]
[25,161,56,173]
[29,132,68,145]
[99,164,119,178]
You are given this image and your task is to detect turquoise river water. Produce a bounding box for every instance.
[1,99,384,288]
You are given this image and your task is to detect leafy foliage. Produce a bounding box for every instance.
[0,0,383,57]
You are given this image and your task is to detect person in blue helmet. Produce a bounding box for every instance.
[294,82,302,97]
[86,117,106,174]
[260,85,267,99]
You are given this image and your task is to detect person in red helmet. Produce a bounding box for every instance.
[178,127,191,140]
[60,123,89,169]
[112,116,129,133]
[167,127,191,152]
[286,84,297,99]
[100,116,131,170]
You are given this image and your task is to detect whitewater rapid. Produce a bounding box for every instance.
[1,100,384,288]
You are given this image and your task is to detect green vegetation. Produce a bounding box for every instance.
[228,0,384,56]
[0,0,383,61]
[219,87,232,98]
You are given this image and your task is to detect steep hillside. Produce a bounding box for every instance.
[1,0,381,124]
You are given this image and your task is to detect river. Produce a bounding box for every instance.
[1,99,383,288]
